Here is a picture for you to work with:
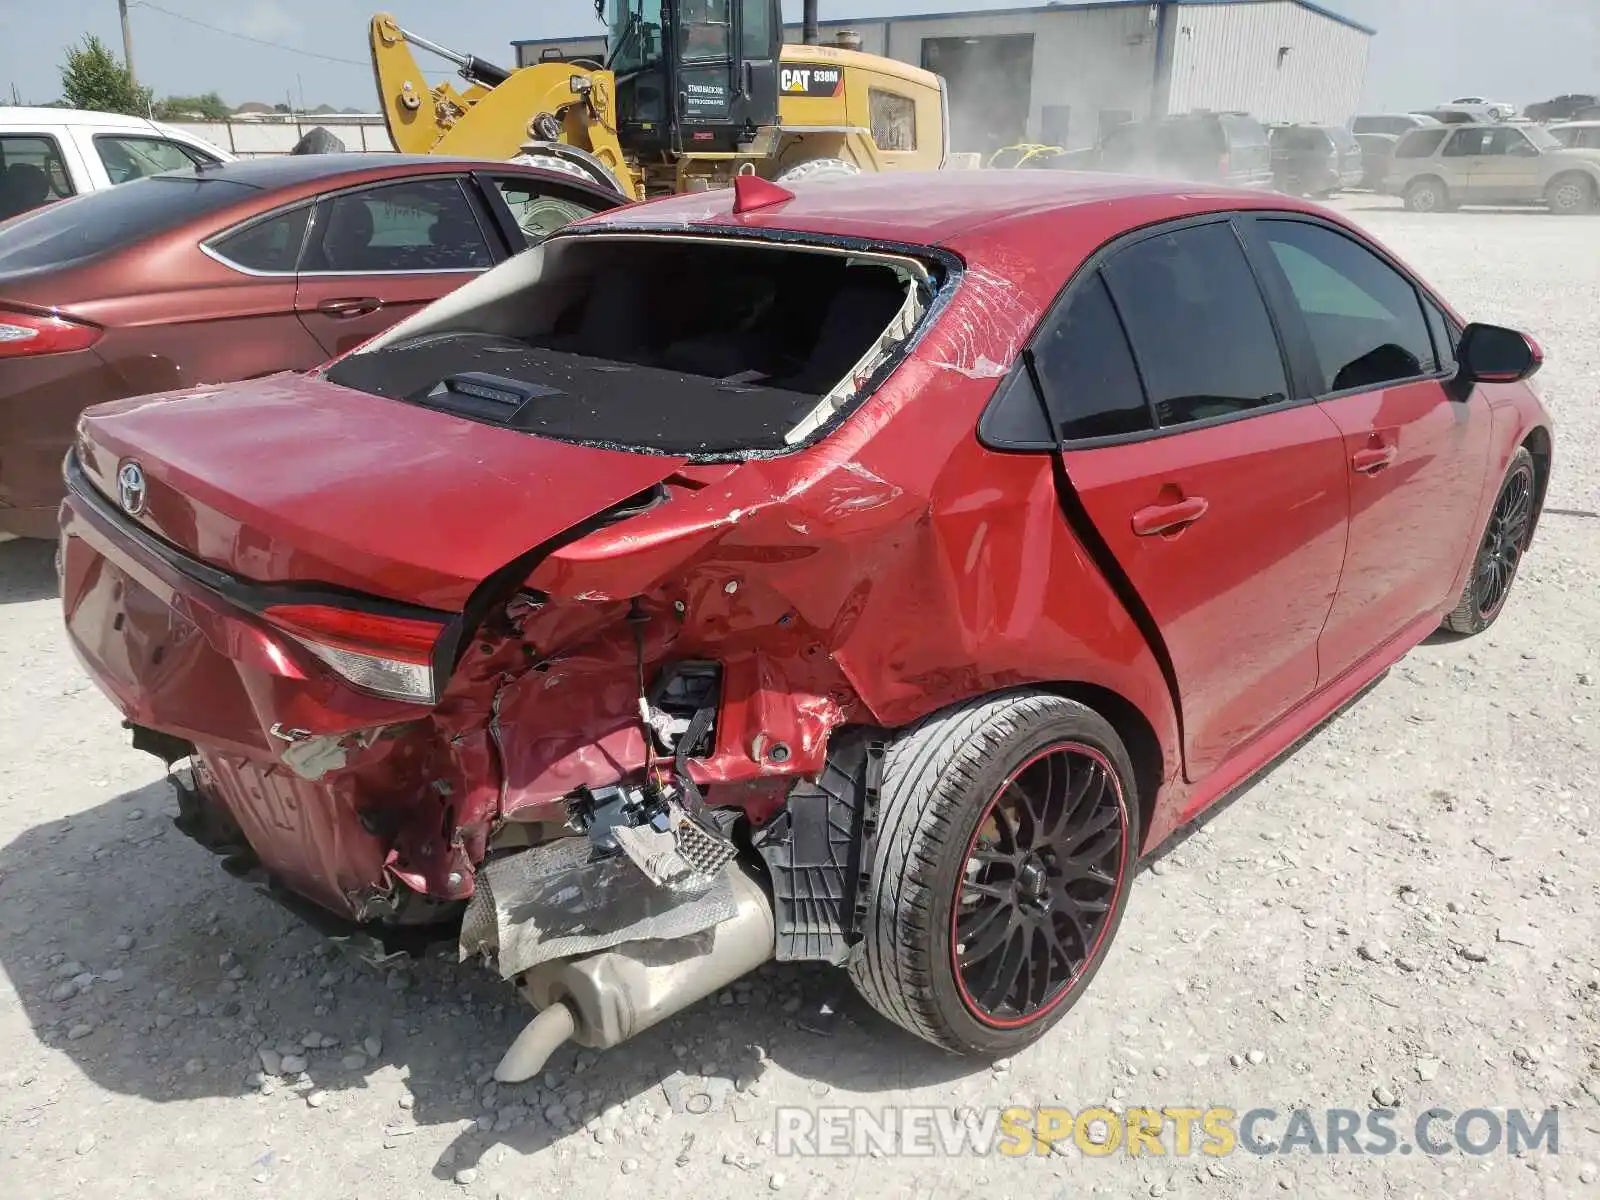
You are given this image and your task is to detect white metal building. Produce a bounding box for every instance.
[512,1,1374,156]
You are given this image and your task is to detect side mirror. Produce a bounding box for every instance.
[1456,322,1543,385]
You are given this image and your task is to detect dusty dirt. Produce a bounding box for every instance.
[1,199,1598,1200]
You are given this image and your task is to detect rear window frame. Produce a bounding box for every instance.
[201,195,319,276]
[325,224,965,464]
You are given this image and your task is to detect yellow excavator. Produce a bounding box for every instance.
[370,1,950,200]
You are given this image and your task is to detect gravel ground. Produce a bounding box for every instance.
[1,197,1597,1200]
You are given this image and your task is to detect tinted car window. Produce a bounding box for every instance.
[491,178,599,249]
[1032,272,1152,440]
[302,178,492,273]
[95,135,215,183]
[1441,128,1515,156]
[1259,220,1433,391]
[1102,222,1289,427]
[1220,115,1268,149]
[208,205,311,273]
[0,134,76,221]
[1396,128,1449,158]
[0,175,254,270]
[1424,301,1457,374]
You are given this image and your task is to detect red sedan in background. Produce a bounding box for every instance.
[57,171,1551,1071]
[0,153,624,537]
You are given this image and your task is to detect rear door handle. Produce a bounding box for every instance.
[1352,446,1398,475]
[315,297,381,317]
[1132,496,1209,537]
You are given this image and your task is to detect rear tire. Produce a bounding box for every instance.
[848,691,1140,1056]
[1545,173,1597,215]
[1442,447,1537,636]
[1404,177,1450,213]
[775,157,861,184]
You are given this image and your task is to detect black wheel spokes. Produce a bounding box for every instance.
[954,746,1126,1024]
[1476,467,1535,618]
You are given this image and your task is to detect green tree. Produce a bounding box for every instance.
[59,34,152,116]
[155,92,231,120]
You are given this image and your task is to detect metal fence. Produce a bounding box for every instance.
[167,118,397,158]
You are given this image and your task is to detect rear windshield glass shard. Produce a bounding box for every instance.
[321,234,937,458]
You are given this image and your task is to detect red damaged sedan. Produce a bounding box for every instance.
[59,171,1552,1073]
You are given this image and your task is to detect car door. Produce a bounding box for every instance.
[1464,126,1543,201]
[1436,126,1491,200]
[1045,219,1350,783]
[1239,215,1491,684]
[294,175,499,359]
[198,201,325,371]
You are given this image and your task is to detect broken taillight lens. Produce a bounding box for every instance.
[260,603,447,704]
[0,308,102,359]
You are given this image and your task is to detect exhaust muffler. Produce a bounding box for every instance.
[494,862,775,1082]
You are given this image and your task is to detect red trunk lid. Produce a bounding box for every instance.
[74,372,689,610]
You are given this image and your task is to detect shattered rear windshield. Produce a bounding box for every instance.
[323,234,939,457]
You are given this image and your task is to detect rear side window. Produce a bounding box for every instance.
[0,134,76,221]
[302,178,493,273]
[1102,222,1289,427]
[1031,272,1151,439]
[869,89,917,151]
[1256,220,1434,391]
[94,134,215,183]
[1396,128,1448,158]
[0,175,254,270]
[1220,116,1268,148]
[1442,129,1487,157]
[208,205,311,273]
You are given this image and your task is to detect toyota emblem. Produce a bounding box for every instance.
[116,461,147,517]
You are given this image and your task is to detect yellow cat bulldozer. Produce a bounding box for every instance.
[370,1,950,200]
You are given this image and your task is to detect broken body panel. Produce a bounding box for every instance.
[59,172,1552,1069]
[62,188,1183,934]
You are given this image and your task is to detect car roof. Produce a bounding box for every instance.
[134,152,512,190]
[1552,120,1600,129]
[0,105,165,129]
[580,170,1325,252]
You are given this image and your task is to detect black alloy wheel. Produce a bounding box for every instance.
[952,743,1128,1026]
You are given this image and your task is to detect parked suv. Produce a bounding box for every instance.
[1268,123,1363,196]
[0,106,231,222]
[1098,111,1273,188]
[1384,121,1600,213]
[1549,121,1600,151]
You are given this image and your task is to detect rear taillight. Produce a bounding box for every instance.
[0,308,102,359]
[261,603,448,704]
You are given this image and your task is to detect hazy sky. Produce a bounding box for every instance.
[1,0,1596,114]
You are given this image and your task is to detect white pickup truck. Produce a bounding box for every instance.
[0,106,233,223]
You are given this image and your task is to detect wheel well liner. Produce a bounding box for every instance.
[1523,424,1553,539]
[1041,681,1165,853]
